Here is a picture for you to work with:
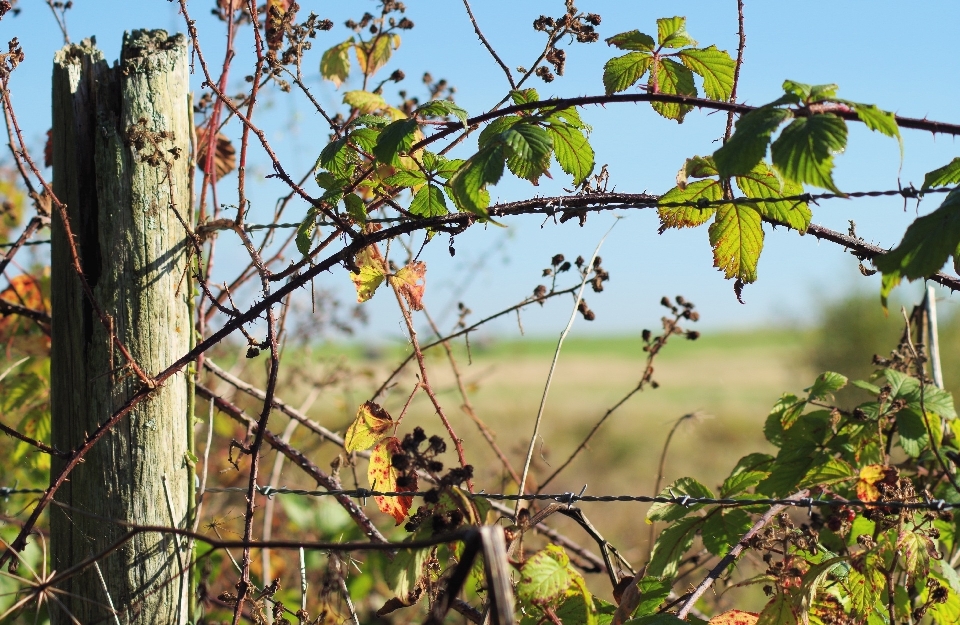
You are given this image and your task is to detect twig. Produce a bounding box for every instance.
[91,558,121,625]
[676,489,809,620]
[647,413,700,560]
[461,0,516,89]
[515,220,617,517]
[925,285,944,389]
[724,0,746,142]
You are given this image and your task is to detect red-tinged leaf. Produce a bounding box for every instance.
[855,464,893,502]
[368,437,416,524]
[344,401,393,452]
[390,261,426,310]
[0,274,48,337]
[709,610,760,625]
[350,245,387,303]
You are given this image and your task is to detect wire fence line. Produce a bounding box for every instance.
[188,485,959,513]
[7,483,955,513]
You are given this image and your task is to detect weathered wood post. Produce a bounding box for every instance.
[51,30,192,624]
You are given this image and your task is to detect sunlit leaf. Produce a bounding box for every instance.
[646,516,702,578]
[714,107,792,178]
[855,464,889,502]
[770,114,848,194]
[502,122,553,182]
[510,87,541,105]
[345,401,393,452]
[650,58,697,122]
[604,30,655,52]
[517,545,574,604]
[756,591,801,625]
[647,477,714,523]
[343,90,387,114]
[658,179,720,230]
[355,33,400,76]
[415,100,469,127]
[408,183,448,218]
[320,40,352,88]
[656,16,697,49]
[734,162,811,231]
[374,119,418,166]
[923,158,960,191]
[708,203,763,283]
[602,52,652,95]
[389,261,426,311]
[349,245,387,303]
[368,436,415,524]
[548,123,594,185]
[805,371,847,400]
[679,45,735,101]
[702,509,753,557]
[708,610,759,625]
[875,188,960,307]
[450,144,504,216]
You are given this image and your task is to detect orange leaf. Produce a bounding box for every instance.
[368,437,416,524]
[856,464,896,502]
[344,401,393,452]
[0,274,47,336]
[390,261,426,311]
[708,609,759,625]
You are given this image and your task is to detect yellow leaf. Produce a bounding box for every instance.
[389,261,426,311]
[344,401,393,452]
[709,610,759,625]
[350,245,387,303]
[856,464,893,502]
[368,437,416,524]
[354,34,400,77]
[343,90,387,114]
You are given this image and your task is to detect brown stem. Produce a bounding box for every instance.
[724,0,746,142]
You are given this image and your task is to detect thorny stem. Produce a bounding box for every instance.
[461,0,516,90]
[676,489,810,620]
[390,280,475,491]
[515,221,616,518]
[724,0,746,142]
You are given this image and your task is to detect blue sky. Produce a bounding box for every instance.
[2,1,958,339]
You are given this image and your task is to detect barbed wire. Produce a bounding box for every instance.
[199,485,960,513]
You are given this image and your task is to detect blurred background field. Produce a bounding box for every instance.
[5,289,960,616]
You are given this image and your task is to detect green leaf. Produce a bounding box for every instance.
[647,516,703,578]
[874,188,960,306]
[764,394,806,445]
[510,88,541,105]
[409,184,448,218]
[782,80,812,101]
[647,477,714,523]
[349,127,380,153]
[658,179,721,229]
[296,209,317,255]
[650,58,697,122]
[847,565,884,619]
[604,30,655,52]
[555,583,598,625]
[898,529,938,581]
[757,591,802,625]
[449,145,504,216]
[708,203,764,283]
[714,107,793,178]
[343,90,386,114]
[343,193,366,224]
[680,155,719,180]
[702,509,753,557]
[770,114,848,194]
[923,158,960,191]
[808,83,839,102]
[720,470,768,497]
[851,103,900,140]
[479,115,522,148]
[798,457,856,488]
[735,162,812,231]
[631,577,672,617]
[502,123,553,182]
[373,118,418,166]
[517,545,573,604]
[416,100,469,127]
[548,124,594,185]
[656,16,697,49]
[320,40,352,88]
[319,137,352,177]
[896,410,929,458]
[757,447,823,497]
[603,52,653,95]
[730,452,776,476]
[679,46,735,101]
[384,170,426,188]
[434,157,464,180]
[806,371,848,401]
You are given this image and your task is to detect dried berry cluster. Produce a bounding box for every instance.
[531,1,601,82]
[391,426,475,533]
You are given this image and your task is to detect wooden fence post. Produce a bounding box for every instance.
[51,30,192,624]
